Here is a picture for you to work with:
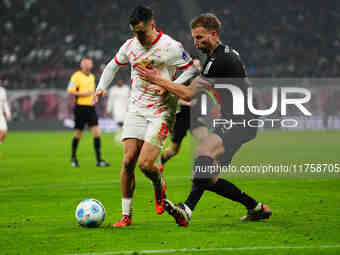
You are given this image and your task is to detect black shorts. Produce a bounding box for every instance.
[171,105,208,144]
[171,106,190,144]
[73,105,98,130]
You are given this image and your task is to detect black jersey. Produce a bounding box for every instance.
[202,44,246,78]
[198,44,257,144]
[201,44,254,120]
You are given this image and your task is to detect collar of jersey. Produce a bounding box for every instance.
[151,29,163,46]
[209,43,224,58]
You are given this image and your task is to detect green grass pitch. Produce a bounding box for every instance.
[1,130,340,255]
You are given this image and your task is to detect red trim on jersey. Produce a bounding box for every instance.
[114,56,128,66]
[154,108,166,115]
[152,29,163,46]
[178,60,193,70]
[158,122,168,145]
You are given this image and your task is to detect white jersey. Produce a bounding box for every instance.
[0,86,10,118]
[113,30,193,115]
[106,85,130,123]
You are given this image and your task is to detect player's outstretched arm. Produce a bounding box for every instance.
[135,65,199,101]
[93,58,121,105]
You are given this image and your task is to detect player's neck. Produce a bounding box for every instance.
[144,29,159,48]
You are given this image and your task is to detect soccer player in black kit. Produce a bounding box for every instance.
[136,13,272,226]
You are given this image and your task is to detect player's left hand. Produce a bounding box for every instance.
[135,65,160,83]
[92,89,106,105]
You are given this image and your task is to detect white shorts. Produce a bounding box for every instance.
[0,115,7,131]
[121,111,173,149]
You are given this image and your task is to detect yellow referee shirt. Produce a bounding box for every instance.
[67,71,96,106]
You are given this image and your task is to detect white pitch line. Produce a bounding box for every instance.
[66,245,340,255]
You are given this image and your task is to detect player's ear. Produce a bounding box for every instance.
[151,20,156,29]
[211,30,218,38]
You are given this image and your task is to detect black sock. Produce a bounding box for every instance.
[206,178,258,209]
[184,182,205,211]
[184,155,215,211]
[94,137,101,162]
[72,137,79,158]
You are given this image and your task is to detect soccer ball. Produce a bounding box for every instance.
[75,199,105,227]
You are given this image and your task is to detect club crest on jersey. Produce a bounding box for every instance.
[182,51,189,61]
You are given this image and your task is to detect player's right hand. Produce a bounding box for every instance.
[92,89,106,105]
[135,65,160,84]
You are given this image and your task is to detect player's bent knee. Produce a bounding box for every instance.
[197,134,223,157]
[138,158,153,172]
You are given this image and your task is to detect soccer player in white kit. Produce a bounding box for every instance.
[106,80,130,143]
[0,85,11,144]
[93,5,197,227]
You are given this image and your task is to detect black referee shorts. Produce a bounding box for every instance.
[73,105,98,130]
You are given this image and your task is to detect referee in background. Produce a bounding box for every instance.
[67,57,109,168]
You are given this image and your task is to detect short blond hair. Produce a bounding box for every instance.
[190,13,222,34]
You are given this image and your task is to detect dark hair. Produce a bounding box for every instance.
[129,5,153,26]
[190,13,222,34]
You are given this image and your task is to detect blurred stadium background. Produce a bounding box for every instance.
[1,0,340,130]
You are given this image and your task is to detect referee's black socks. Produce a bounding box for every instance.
[94,137,101,162]
[72,137,79,158]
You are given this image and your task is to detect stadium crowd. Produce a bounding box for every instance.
[1,0,340,89]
